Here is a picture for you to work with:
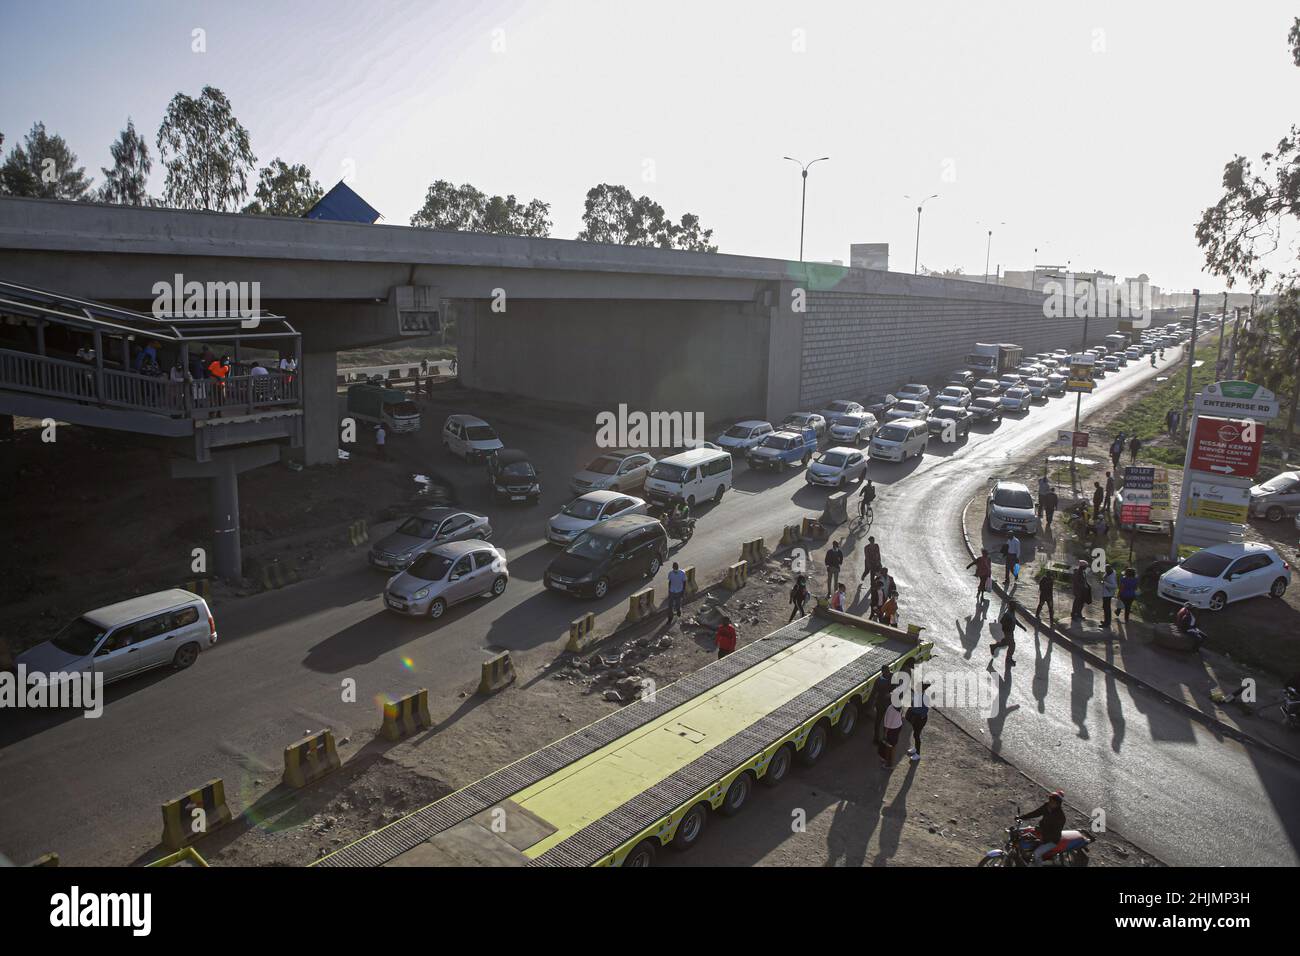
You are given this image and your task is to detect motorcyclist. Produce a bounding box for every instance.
[1022,789,1067,864]
[668,497,691,534]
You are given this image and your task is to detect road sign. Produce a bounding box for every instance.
[1149,467,1172,520]
[1184,478,1251,523]
[1194,380,1279,420]
[1121,465,1155,524]
[1056,430,1089,447]
[1066,354,1095,393]
[1188,415,1264,478]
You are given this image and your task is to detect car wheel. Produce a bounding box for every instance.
[1208,591,1228,612]
[1266,506,1285,523]
[428,598,447,619]
[646,554,662,577]
[593,577,610,599]
[1270,578,1288,598]
[491,575,508,597]
[713,485,725,503]
[686,495,696,508]
[670,802,709,851]
[172,642,201,670]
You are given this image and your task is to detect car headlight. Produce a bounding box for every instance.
[413,587,431,599]
[1188,586,1211,594]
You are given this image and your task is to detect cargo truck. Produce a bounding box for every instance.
[315,608,933,868]
[965,342,1022,378]
[1104,333,1130,353]
[346,380,421,433]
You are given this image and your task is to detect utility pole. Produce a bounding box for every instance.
[1229,307,1241,377]
[1180,290,1201,438]
[984,230,993,283]
[1216,291,1228,376]
[1068,301,1091,491]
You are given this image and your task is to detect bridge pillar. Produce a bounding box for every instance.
[300,350,338,466]
[172,444,281,581]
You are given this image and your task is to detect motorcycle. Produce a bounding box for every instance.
[979,809,1094,867]
[648,502,696,543]
[1282,683,1300,731]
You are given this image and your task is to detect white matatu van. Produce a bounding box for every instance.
[643,448,733,507]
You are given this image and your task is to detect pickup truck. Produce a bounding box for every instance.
[347,381,421,432]
[746,428,818,470]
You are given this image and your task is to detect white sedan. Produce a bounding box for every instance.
[546,491,648,546]
[1157,542,1291,610]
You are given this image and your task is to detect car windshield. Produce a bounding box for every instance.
[562,498,603,519]
[565,532,617,560]
[465,425,498,441]
[865,395,890,405]
[877,425,909,442]
[724,425,753,439]
[1028,378,1047,386]
[993,487,1034,509]
[1260,474,1298,492]
[783,416,808,427]
[940,388,963,398]
[408,552,454,581]
[650,462,688,482]
[827,402,852,413]
[817,452,847,467]
[385,401,419,416]
[1007,388,1029,397]
[760,434,794,449]
[501,462,534,478]
[50,616,106,656]
[1181,552,1233,577]
[584,456,621,475]
[396,516,440,538]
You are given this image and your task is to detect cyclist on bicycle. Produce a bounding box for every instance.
[966,548,992,599]
[858,479,876,517]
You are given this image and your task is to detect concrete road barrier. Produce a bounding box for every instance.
[625,587,655,624]
[477,652,517,696]
[283,729,343,789]
[780,524,801,546]
[740,538,767,565]
[682,565,698,595]
[380,688,433,741]
[801,517,826,539]
[566,612,598,653]
[160,779,233,850]
[724,560,748,590]
[347,520,369,547]
[27,853,58,867]
[147,847,209,867]
[822,490,850,525]
[260,560,300,591]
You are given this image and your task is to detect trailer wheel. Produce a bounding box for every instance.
[720,771,755,817]
[623,839,658,868]
[798,721,830,766]
[670,803,709,851]
[761,743,794,787]
[833,700,860,739]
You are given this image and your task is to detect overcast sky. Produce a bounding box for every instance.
[2,0,1296,291]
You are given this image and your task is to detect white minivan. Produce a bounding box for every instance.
[643,448,733,507]
[442,414,505,462]
[869,419,929,462]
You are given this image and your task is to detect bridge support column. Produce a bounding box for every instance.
[172,444,281,581]
[300,350,338,466]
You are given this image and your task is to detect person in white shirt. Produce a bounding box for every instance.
[1003,534,1022,587]
[375,424,387,458]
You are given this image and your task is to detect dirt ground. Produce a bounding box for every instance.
[211,549,1156,867]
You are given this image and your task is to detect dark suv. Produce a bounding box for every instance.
[486,448,541,504]
[543,515,668,599]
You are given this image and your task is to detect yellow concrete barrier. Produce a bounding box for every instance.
[477,652,517,696]
[822,490,850,525]
[380,688,433,741]
[160,778,234,850]
[625,587,655,624]
[347,520,369,547]
[682,565,698,595]
[801,517,826,539]
[260,560,299,591]
[739,538,767,565]
[283,729,343,789]
[27,853,58,867]
[566,612,598,653]
[147,847,209,867]
[780,524,801,546]
[724,560,748,590]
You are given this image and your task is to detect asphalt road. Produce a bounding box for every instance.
[2,347,1295,866]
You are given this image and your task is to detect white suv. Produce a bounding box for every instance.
[442,414,504,461]
[716,420,774,454]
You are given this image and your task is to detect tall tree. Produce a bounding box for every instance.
[1196,18,1300,292]
[577,184,716,250]
[98,118,152,206]
[242,159,324,216]
[410,179,551,236]
[156,86,257,211]
[0,121,92,199]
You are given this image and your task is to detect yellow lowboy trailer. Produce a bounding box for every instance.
[315,609,932,868]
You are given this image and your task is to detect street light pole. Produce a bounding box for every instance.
[905,194,938,274]
[783,156,829,262]
[984,230,993,283]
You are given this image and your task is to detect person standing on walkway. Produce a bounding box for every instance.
[906,681,931,763]
[1070,560,1091,620]
[667,562,687,619]
[1002,534,1022,588]
[1110,434,1124,472]
[829,582,847,612]
[1034,567,1056,626]
[1118,567,1139,623]
[825,540,844,596]
[1101,564,1118,628]
[1092,481,1105,518]
[714,616,737,659]
[870,664,893,745]
[1036,473,1051,519]
[1040,485,1059,531]
[861,536,882,581]
[1129,434,1142,463]
[1104,471,1115,509]
[788,574,809,621]
[879,592,899,627]
[991,601,1023,666]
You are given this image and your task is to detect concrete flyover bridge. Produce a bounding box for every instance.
[0,196,1121,465]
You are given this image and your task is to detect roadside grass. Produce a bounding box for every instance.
[339,345,457,367]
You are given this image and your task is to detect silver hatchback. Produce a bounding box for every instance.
[369,508,492,571]
[384,540,510,618]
